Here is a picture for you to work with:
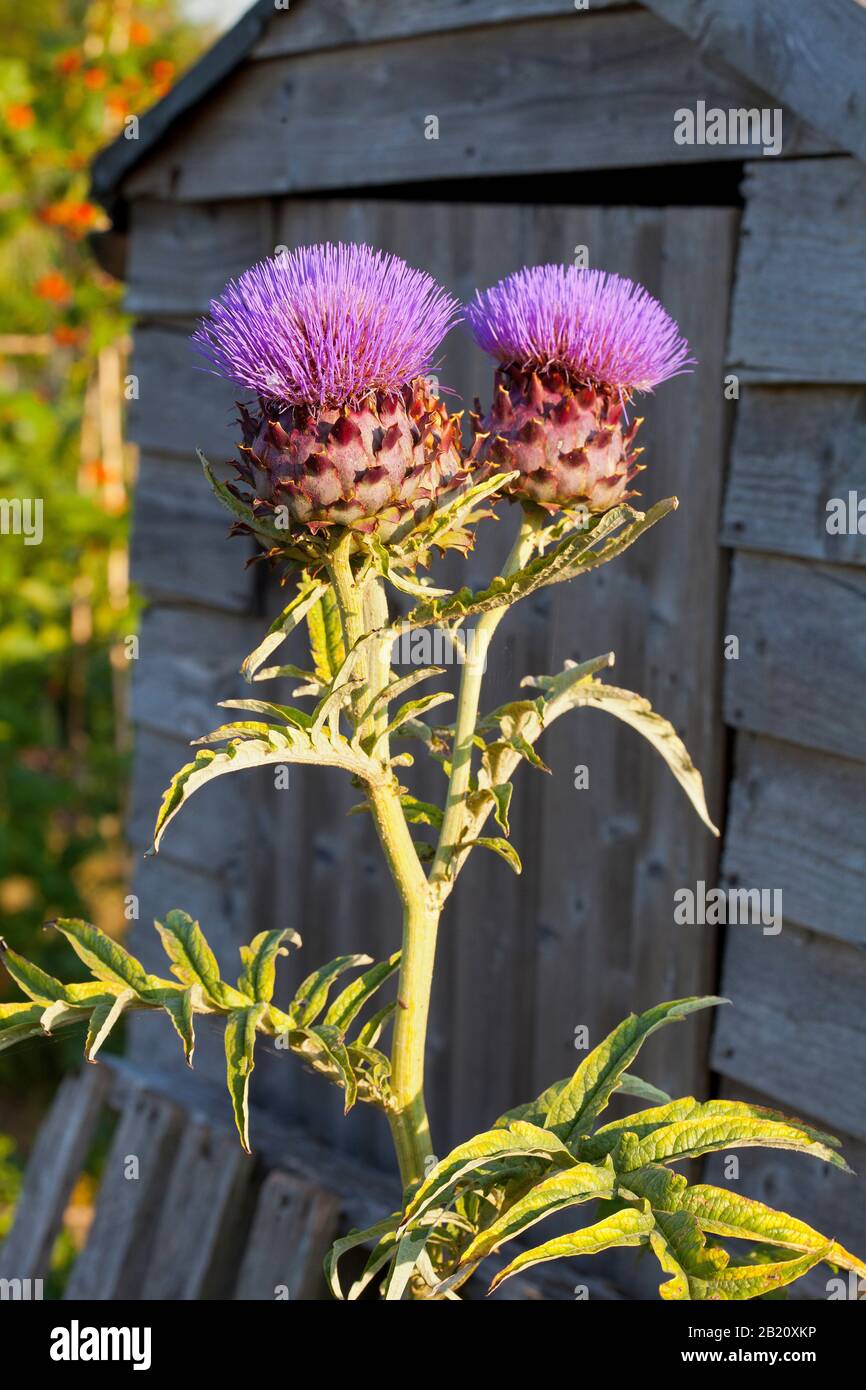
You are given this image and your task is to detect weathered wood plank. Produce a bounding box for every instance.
[105,1055,400,1234]
[722,734,866,950]
[703,1081,866,1301]
[123,11,827,202]
[642,0,866,164]
[130,602,258,743]
[728,159,866,383]
[724,553,866,763]
[128,322,242,461]
[126,199,274,317]
[234,1170,340,1301]
[0,1068,110,1283]
[131,453,256,611]
[64,1086,184,1299]
[711,922,866,1143]
[530,205,735,1111]
[253,0,628,58]
[140,1119,257,1299]
[721,386,866,565]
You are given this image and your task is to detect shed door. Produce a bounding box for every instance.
[126,197,738,1173]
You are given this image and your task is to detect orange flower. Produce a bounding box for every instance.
[42,200,101,234]
[130,21,152,45]
[53,325,82,347]
[36,272,73,304]
[83,67,107,90]
[5,103,35,130]
[151,59,175,85]
[55,51,81,75]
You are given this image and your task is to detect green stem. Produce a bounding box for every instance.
[429,505,543,896]
[327,529,437,1190]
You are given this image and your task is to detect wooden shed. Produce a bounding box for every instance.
[8,0,864,1300]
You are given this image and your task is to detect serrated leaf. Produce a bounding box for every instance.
[240,579,328,681]
[151,727,386,852]
[84,988,136,1062]
[307,586,346,685]
[464,836,522,874]
[155,985,196,1065]
[542,678,719,835]
[687,1246,831,1301]
[355,1001,396,1048]
[154,908,245,1009]
[679,1184,866,1278]
[52,919,152,996]
[371,692,453,757]
[290,954,373,1028]
[458,1159,617,1268]
[225,1002,267,1153]
[401,1122,574,1228]
[237,928,295,1003]
[356,667,446,728]
[545,996,726,1136]
[616,1072,672,1106]
[489,1204,655,1291]
[218,699,312,730]
[306,1024,358,1111]
[616,1108,850,1173]
[405,500,676,630]
[325,1216,401,1300]
[323,953,400,1032]
[583,1095,835,1162]
[0,943,70,1004]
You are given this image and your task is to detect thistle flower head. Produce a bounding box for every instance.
[192,242,460,409]
[466,264,693,394]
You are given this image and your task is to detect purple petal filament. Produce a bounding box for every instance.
[192,242,461,409]
[466,264,694,393]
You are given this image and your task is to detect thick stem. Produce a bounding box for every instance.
[430,506,543,895]
[327,530,436,1189]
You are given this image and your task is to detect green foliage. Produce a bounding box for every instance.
[0,0,206,1094]
[330,999,864,1300]
[0,912,400,1152]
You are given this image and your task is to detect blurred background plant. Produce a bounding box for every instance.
[0,0,209,1174]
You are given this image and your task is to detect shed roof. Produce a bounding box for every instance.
[91,0,866,210]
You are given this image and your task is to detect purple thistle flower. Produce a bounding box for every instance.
[466,264,694,394]
[192,242,461,410]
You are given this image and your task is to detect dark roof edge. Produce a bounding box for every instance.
[90,0,276,207]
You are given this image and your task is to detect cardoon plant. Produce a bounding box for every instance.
[2,245,862,1301]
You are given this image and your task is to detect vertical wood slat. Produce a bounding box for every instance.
[234,1170,340,1301]
[64,1087,184,1300]
[0,1067,110,1283]
[268,199,736,1152]
[140,1120,257,1300]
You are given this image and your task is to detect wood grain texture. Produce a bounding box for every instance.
[64,1086,184,1299]
[0,1068,110,1283]
[728,159,866,383]
[642,0,866,163]
[711,922,866,1143]
[252,0,628,58]
[122,10,827,202]
[128,322,246,461]
[131,454,255,612]
[140,1119,257,1300]
[721,734,866,950]
[126,198,274,316]
[721,386,866,565]
[702,1081,866,1301]
[234,1170,340,1301]
[724,552,866,763]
